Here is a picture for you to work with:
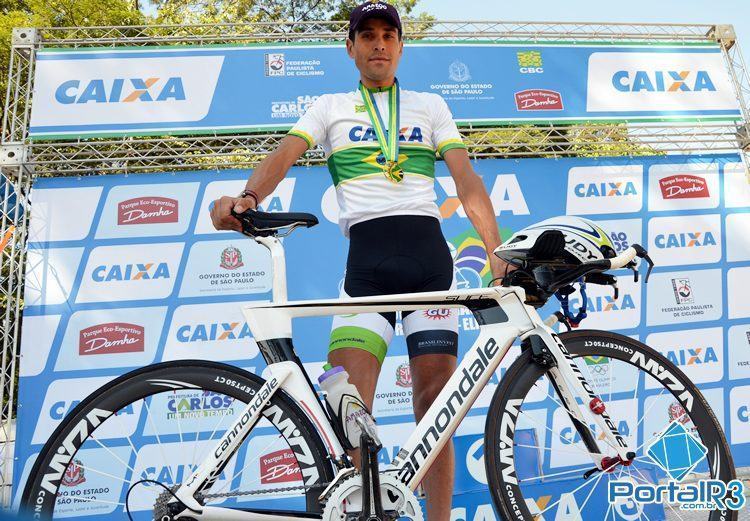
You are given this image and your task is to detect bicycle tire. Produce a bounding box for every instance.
[20,360,336,519]
[484,330,736,521]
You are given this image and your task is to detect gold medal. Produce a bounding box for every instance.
[385,161,403,183]
[359,79,403,183]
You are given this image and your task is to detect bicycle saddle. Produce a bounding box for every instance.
[232,208,319,237]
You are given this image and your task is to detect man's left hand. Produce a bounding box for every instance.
[489,255,515,287]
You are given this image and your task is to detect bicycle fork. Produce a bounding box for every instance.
[523,325,635,475]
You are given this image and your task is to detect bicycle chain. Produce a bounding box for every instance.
[198,481,330,500]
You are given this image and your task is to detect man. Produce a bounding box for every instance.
[210,2,510,519]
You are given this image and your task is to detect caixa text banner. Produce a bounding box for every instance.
[28,42,742,139]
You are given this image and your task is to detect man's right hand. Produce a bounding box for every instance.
[210,195,256,232]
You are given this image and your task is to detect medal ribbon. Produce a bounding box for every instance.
[358,78,403,183]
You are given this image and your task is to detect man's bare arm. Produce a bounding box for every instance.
[210,135,309,232]
[442,147,512,283]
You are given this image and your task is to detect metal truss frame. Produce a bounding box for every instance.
[1,19,750,508]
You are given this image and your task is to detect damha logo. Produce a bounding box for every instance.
[569,293,636,312]
[612,70,716,92]
[659,174,710,199]
[176,321,252,343]
[574,181,638,198]
[260,449,302,484]
[665,346,718,366]
[61,459,86,487]
[167,391,234,420]
[220,246,244,270]
[92,262,170,281]
[348,126,424,143]
[55,77,185,104]
[395,362,412,388]
[118,197,178,225]
[514,89,563,111]
[78,322,145,356]
[655,231,717,249]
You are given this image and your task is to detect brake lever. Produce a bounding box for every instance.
[631,244,655,283]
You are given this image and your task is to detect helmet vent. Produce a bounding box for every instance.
[528,230,565,260]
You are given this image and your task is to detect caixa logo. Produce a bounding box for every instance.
[561,419,631,444]
[50,400,135,421]
[574,181,637,198]
[666,346,719,366]
[738,405,749,423]
[140,463,226,487]
[349,126,424,143]
[176,322,252,342]
[655,231,717,249]
[569,293,636,312]
[92,262,170,281]
[612,70,716,92]
[55,77,186,104]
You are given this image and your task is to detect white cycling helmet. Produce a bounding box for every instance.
[494,216,617,264]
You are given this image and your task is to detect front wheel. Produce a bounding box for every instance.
[485,330,737,521]
[20,360,336,520]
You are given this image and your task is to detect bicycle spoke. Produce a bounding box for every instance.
[191,396,236,471]
[514,443,596,456]
[517,408,597,458]
[519,465,595,483]
[174,390,184,445]
[87,434,136,475]
[538,467,607,515]
[142,397,170,468]
[57,495,125,508]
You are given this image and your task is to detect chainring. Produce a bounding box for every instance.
[321,474,423,521]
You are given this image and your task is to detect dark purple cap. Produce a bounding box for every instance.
[349,1,402,39]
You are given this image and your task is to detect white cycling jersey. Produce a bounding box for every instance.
[289,88,466,236]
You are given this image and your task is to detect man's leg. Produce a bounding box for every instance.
[410,353,457,521]
[329,347,382,468]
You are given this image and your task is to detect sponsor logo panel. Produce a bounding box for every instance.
[55,307,166,371]
[586,52,740,112]
[436,174,531,219]
[566,165,643,215]
[729,385,750,445]
[95,182,199,238]
[238,434,307,496]
[30,55,225,131]
[726,214,750,262]
[514,89,563,111]
[550,398,638,468]
[142,388,246,437]
[647,214,721,266]
[648,164,720,211]
[28,187,102,243]
[264,53,325,78]
[646,327,724,386]
[179,240,272,298]
[270,95,319,120]
[52,446,131,518]
[130,440,238,511]
[517,50,544,74]
[728,325,750,380]
[19,314,61,377]
[728,267,750,319]
[77,243,183,303]
[373,356,413,418]
[195,179,296,235]
[592,218,642,254]
[24,248,85,307]
[32,376,141,444]
[724,162,750,209]
[567,275,641,330]
[646,269,722,326]
[579,354,639,396]
[163,302,260,362]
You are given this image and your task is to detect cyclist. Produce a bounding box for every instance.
[210,2,511,518]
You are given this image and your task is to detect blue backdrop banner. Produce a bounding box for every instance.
[29,42,742,139]
[14,153,750,519]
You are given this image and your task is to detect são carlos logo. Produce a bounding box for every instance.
[609,421,745,511]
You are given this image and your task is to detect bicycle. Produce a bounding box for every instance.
[20,209,737,521]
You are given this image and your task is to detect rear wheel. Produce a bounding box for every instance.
[20,361,336,520]
[485,330,736,521]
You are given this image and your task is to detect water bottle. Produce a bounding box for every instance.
[318,364,377,449]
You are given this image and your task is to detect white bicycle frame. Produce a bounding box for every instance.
[171,235,635,520]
